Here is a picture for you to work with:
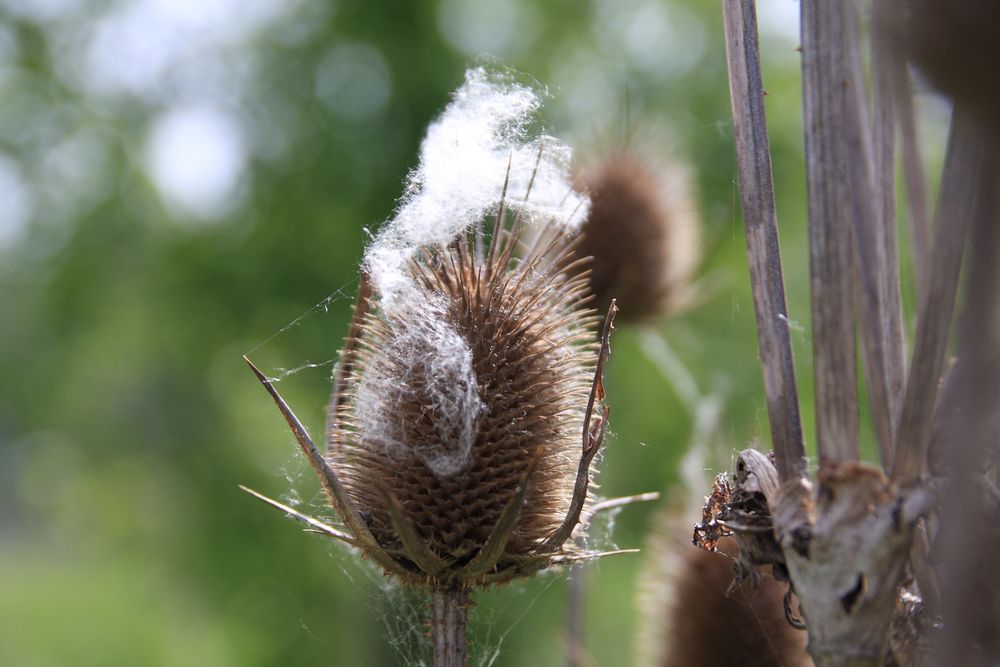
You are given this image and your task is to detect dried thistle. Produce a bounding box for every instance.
[573,149,701,323]
[241,68,641,666]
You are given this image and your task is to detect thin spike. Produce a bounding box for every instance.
[486,155,513,277]
[240,485,356,545]
[243,355,408,577]
[545,301,617,548]
[379,488,451,577]
[523,141,545,202]
[586,492,660,516]
[464,456,540,578]
[551,548,641,564]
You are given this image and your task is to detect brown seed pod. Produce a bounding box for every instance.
[243,210,619,591]
[573,151,701,323]
[895,0,1000,123]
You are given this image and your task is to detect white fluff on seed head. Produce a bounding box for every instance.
[354,311,483,477]
[356,67,588,478]
[364,66,589,313]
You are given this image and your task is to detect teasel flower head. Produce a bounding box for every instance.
[572,146,701,323]
[242,68,626,592]
[894,0,1000,123]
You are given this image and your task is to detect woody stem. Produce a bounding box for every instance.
[431,588,469,667]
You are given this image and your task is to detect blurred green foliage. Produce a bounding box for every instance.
[0,1,835,665]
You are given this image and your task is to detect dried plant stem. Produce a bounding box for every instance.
[431,589,469,667]
[951,136,1000,473]
[801,0,861,465]
[867,0,908,465]
[892,110,983,486]
[722,0,806,482]
[708,4,941,665]
[941,146,1000,657]
[735,451,932,667]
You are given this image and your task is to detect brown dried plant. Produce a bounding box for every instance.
[693,2,1000,666]
[573,149,700,323]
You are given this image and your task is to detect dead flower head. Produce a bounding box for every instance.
[573,148,701,323]
[243,68,631,592]
[895,0,1000,124]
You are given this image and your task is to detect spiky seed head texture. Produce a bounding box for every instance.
[328,222,600,588]
[574,151,700,323]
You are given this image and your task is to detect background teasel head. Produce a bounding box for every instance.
[891,0,1000,124]
[635,493,810,667]
[572,143,701,323]
[243,68,625,592]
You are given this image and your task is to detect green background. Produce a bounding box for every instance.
[0,1,942,664]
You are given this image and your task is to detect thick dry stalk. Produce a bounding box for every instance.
[722,0,806,482]
[868,0,909,463]
[431,589,469,667]
[870,0,937,613]
[892,110,983,486]
[800,0,860,465]
[950,140,1000,474]
[801,0,906,468]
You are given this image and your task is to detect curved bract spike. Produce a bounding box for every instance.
[239,484,356,545]
[242,355,409,578]
[463,455,540,579]
[378,487,451,578]
[584,492,661,519]
[485,154,512,277]
[545,300,617,549]
[551,548,641,564]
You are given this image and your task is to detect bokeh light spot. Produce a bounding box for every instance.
[144,105,247,222]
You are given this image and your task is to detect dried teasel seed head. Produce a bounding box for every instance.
[328,219,607,589]
[573,150,701,323]
[636,509,810,667]
[893,0,1000,124]
[291,68,618,591]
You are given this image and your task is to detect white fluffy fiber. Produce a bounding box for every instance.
[364,66,590,313]
[356,67,588,477]
[354,313,481,478]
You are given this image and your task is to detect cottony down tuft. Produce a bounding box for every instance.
[244,210,618,591]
